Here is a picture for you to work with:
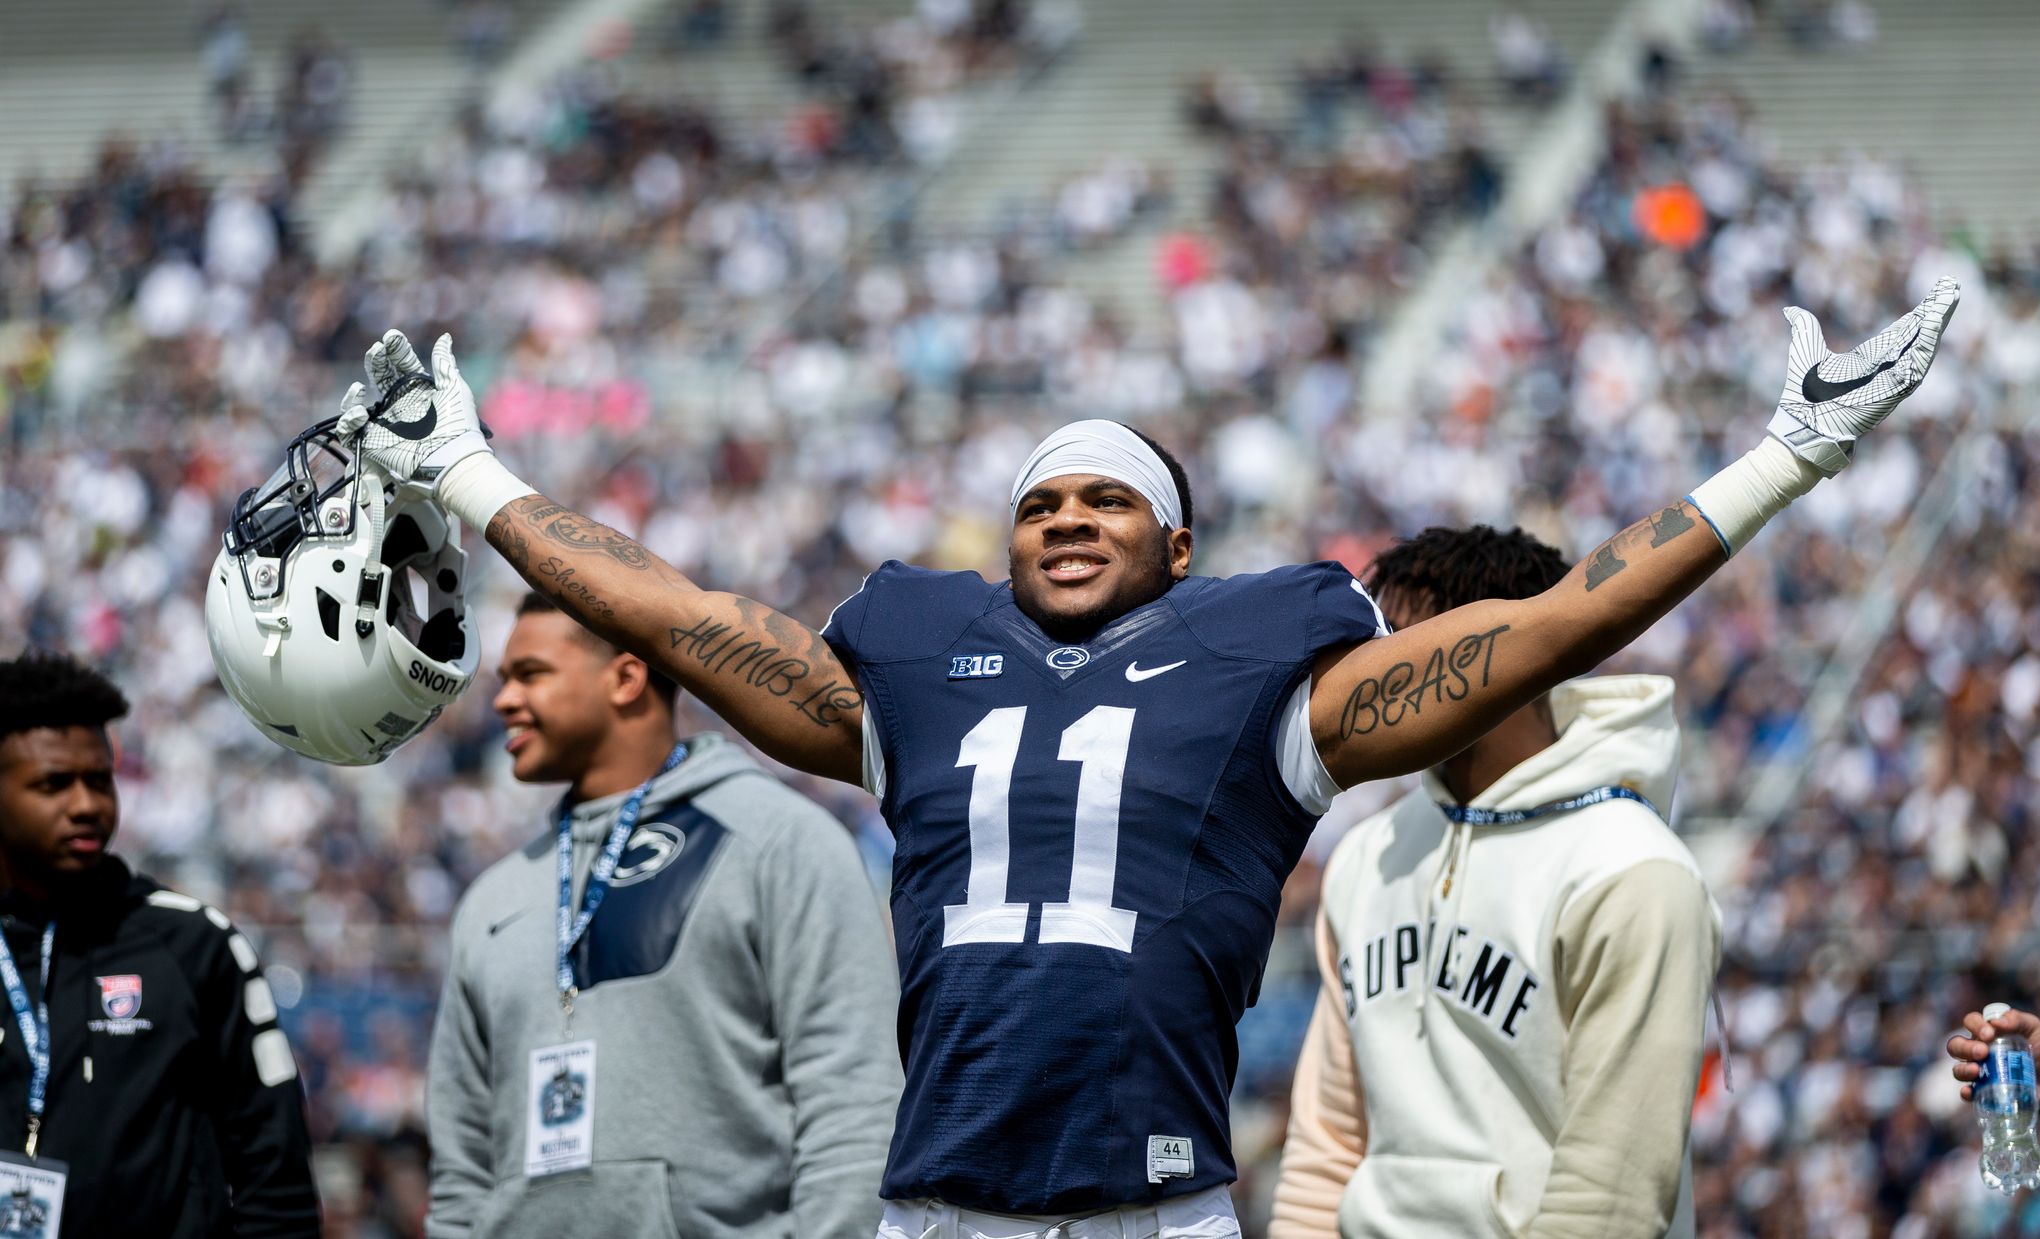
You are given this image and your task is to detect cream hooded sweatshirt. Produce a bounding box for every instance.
[1271,675,1720,1239]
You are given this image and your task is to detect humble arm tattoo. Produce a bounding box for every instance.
[484,494,865,779]
[666,603,863,729]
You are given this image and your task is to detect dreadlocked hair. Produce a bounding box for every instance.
[0,650,130,743]
[1363,525,1569,624]
[1121,424,1194,530]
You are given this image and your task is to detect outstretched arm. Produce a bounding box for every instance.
[334,331,863,784]
[486,495,864,782]
[1313,277,1961,788]
[1312,500,1717,786]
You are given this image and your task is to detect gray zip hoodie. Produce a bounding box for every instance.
[426,732,901,1239]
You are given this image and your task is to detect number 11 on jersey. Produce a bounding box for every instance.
[944,706,1141,952]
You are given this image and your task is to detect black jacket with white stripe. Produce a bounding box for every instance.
[0,858,319,1237]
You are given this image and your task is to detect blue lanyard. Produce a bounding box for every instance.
[0,922,55,1157]
[1435,785,1660,827]
[556,744,687,1018]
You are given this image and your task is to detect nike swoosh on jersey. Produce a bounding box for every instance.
[1799,323,1919,404]
[1124,660,1187,682]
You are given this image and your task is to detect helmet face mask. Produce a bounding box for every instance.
[225,419,364,603]
[208,422,480,765]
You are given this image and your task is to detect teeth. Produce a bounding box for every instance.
[1052,559,1092,572]
[507,724,532,738]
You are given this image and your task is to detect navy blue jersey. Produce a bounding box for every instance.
[824,560,1383,1213]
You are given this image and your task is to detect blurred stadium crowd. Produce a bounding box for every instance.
[4,0,2040,1235]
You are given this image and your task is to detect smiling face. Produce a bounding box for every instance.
[492,610,628,786]
[0,726,119,894]
[1007,474,1195,642]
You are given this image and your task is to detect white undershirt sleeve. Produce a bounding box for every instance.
[861,706,887,800]
[1275,677,1342,815]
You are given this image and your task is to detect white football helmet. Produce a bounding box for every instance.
[206,416,480,765]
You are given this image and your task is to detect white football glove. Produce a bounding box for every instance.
[335,330,492,487]
[1767,277,1961,475]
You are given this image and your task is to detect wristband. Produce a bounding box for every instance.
[437,452,537,531]
[1686,435,1826,557]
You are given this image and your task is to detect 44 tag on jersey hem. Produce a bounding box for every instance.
[1147,1135,1193,1183]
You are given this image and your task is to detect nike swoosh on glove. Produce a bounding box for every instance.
[335,330,492,486]
[1767,277,1961,475]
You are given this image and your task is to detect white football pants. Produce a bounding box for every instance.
[875,1185,1240,1239]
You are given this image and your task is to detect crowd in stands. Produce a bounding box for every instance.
[1698,0,1880,54]
[3,1,2037,1234]
[200,4,360,173]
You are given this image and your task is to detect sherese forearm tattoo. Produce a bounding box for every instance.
[486,495,861,731]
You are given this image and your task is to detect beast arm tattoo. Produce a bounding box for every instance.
[485,494,865,784]
[1312,500,1721,787]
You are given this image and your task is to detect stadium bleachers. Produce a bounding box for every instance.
[1694,0,2040,245]
[0,0,567,199]
[909,0,1626,326]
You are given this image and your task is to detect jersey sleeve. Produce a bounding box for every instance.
[822,562,1000,801]
[820,570,881,672]
[1302,559,1389,653]
[1175,561,1387,665]
[821,561,1000,669]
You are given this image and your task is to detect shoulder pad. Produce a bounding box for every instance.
[822,560,1002,666]
[1171,561,1385,662]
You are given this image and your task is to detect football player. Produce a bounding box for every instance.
[331,278,1956,1238]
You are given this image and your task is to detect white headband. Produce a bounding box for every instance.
[1008,420,1183,530]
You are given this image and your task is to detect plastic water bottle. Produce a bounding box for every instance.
[1977,1002,2040,1193]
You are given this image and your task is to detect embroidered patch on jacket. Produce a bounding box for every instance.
[90,974,155,1035]
[97,975,142,1020]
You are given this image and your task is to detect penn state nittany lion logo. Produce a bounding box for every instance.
[97,974,142,1020]
[539,1065,587,1127]
[609,822,687,886]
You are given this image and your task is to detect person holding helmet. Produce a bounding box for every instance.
[424,593,901,1239]
[0,651,319,1237]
